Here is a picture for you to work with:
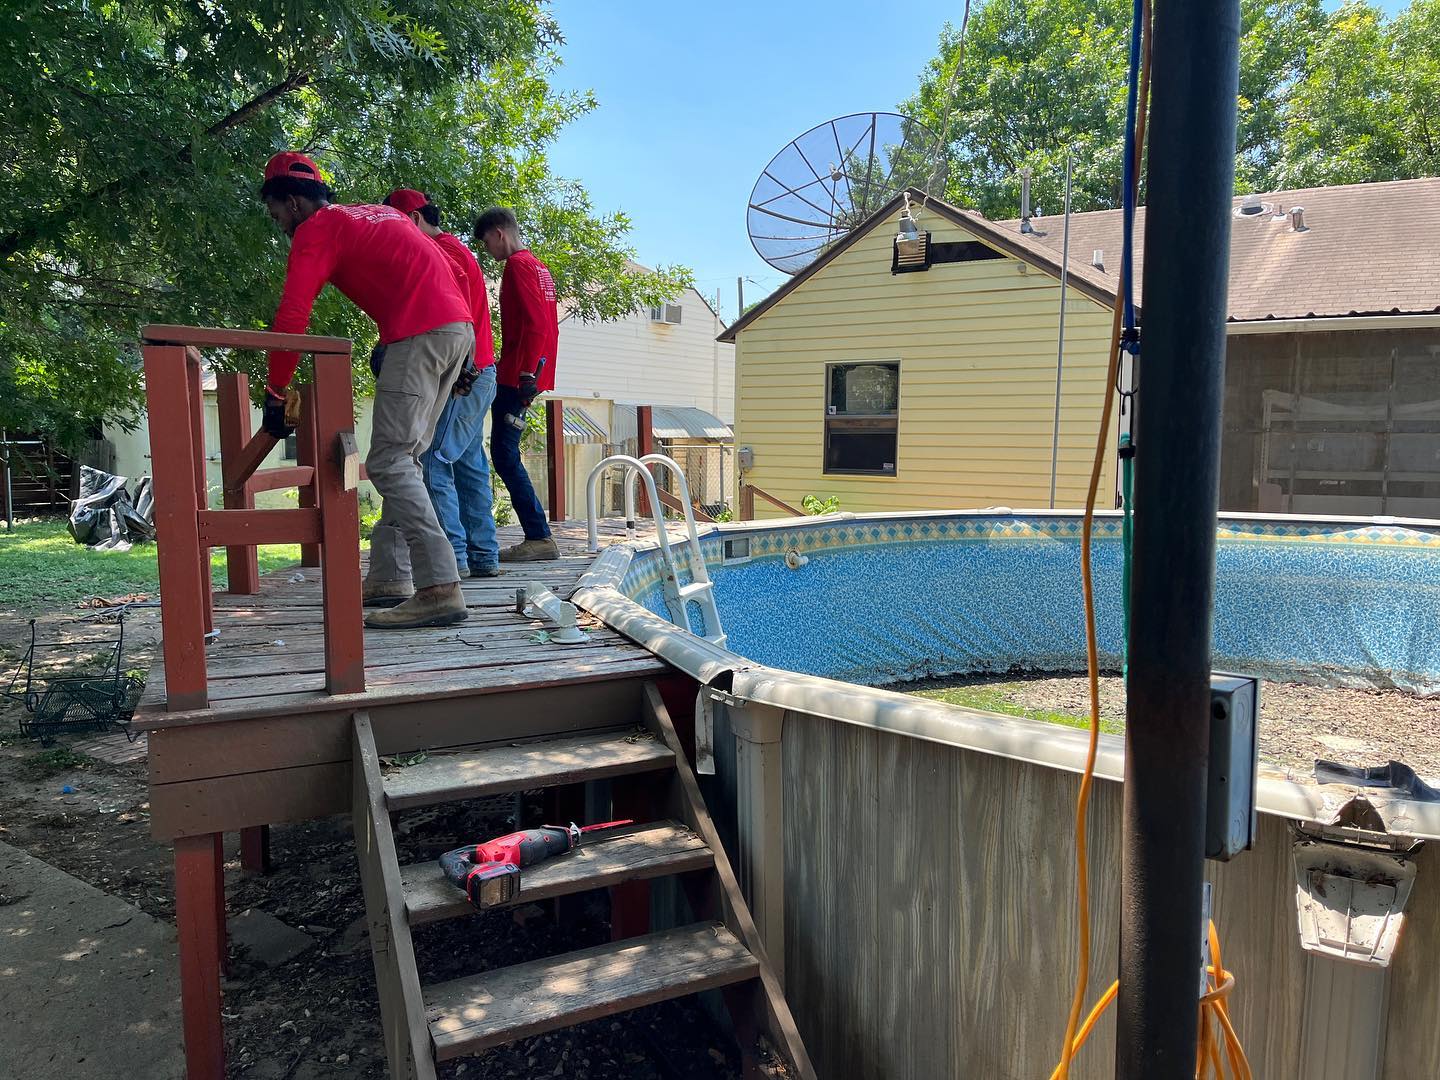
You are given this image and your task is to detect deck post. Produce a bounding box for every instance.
[727,701,787,986]
[295,384,322,567]
[144,344,210,711]
[312,351,365,694]
[175,833,226,1080]
[184,352,215,635]
[636,406,655,518]
[545,398,566,523]
[240,825,272,875]
[1116,0,1239,1074]
[215,373,260,595]
[739,482,755,521]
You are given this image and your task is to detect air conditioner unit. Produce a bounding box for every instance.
[649,303,683,325]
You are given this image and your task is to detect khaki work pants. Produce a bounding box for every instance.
[365,321,471,590]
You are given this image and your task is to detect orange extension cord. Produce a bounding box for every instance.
[1049,2,1251,1076]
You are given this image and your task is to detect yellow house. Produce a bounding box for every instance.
[720,188,1121,515]
[723,179,1440,520]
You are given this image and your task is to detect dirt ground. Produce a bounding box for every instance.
[905,670,1440,782]
[0,609,741,1079]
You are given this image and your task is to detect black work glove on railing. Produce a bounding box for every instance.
[518,372,539,408]
[262,392,293,439]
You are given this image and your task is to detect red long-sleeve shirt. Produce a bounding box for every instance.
[266,204,471,390]
[497,249,559,392]
[432,231,495,370]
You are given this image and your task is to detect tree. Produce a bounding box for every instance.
[0,1,689,449]
[1278,0,1440,186]
[904,0,1328,219]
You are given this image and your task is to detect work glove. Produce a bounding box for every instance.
[369,343,387,378]
[262,389,298,439]
[517,372,539,408]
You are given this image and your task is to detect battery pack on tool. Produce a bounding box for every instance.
[438,850,522,908]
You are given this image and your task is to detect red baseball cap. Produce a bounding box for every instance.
[263,151,324,184]
[385,188,429,215]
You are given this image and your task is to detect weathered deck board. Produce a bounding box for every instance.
[400,821,712,924]
[383,730,673,810]
[425,922,758,1060]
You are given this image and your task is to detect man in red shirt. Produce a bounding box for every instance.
[474,206,560,561]
[383,188,502,577]
[259,152,472,628]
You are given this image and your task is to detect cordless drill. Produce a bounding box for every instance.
[438,819,632,910]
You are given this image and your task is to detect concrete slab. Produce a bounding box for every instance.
[0,840,183,1079]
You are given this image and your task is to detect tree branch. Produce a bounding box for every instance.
[1,70,313,259]
[205,70,311,136]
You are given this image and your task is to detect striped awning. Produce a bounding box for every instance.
[562,405,608,445]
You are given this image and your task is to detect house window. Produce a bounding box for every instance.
[824,362,899,476]
[648,303,683,325]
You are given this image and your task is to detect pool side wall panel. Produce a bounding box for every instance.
[780,712,1440,1080]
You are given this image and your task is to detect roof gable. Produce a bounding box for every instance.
[718,188,1115,342]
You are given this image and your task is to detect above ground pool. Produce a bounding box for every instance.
[621,513,1440,695]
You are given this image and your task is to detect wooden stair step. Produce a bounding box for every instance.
[383,730,673,811]
[400,821,713,925]
[425,922,758,1061]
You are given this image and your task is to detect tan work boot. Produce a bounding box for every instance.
[363,578,413,608]
[364,582,468,629]
[499,537,560,563]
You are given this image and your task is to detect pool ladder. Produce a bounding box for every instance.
[585,454,726,647]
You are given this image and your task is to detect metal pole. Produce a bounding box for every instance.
[2,428,12,530]
[1116,0,1239,1076]
[1048,153,1072,509]
[737,276,745,319]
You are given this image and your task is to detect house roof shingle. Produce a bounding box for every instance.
[1005,176,1440,323]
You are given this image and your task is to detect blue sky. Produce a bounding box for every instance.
[545,0,963,321]
[544,0,1405,323]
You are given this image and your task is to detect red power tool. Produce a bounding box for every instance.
[438,819,632,910]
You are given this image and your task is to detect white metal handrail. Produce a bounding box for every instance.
[585,453,725,645]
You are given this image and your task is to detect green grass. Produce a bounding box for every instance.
[911,682,1125,735]
[0,518,301,614]
[17,746,96,779]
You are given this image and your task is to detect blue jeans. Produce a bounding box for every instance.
[490,383,551,540]
[421,365,499,571]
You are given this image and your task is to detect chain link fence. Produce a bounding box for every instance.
[599,438,735,520]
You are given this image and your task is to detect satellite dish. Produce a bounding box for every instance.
[747,112,943,275]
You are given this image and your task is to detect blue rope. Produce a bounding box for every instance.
[1120,0,1144,334]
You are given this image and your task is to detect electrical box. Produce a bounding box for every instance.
[737,446,754,472]
[1207,673,1260,861]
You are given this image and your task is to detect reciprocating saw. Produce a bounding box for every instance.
[438,819,632,910]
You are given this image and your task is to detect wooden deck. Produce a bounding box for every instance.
[137,520,673,841]
[136,520,663,726]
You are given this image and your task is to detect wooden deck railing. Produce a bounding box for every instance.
[142,324,364,710]
[739,481,803,519]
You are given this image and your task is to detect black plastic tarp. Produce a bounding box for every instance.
[68,466,156,549]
